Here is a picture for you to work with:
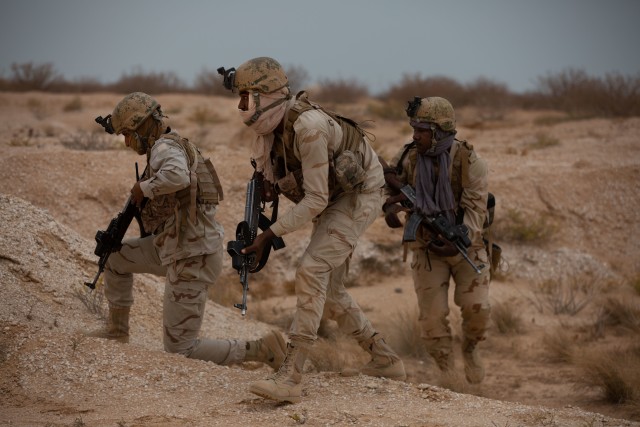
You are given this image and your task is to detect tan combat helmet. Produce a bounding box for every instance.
[407,96,456,132]
[233,57,289,94]
[111,92,161,135]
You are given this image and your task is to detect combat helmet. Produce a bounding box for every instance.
[111,92,162,135]
[233,57,289,94]
[406,96,456,132]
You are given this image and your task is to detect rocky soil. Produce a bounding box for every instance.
[0,92,639,426]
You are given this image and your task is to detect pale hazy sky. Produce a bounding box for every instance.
[1,0,639,94]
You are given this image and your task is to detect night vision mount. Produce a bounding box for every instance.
[95,114,115,134]
[405,96,422,118]
[217,66,236,91]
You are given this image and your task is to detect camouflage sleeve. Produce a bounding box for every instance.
[139,140,190,199]
[460,153,489,248]
[270,112,331,236]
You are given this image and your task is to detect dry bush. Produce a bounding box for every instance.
[630,274,640,296]
[60,131,121,151]
[491,300,525,335]
[593,297,640,335]
[313,77,369,104]
[494,208,556,244]
[381,73,466,106]
[541,327,575,363]
[187,106,226,126]
[284,64,311,94]
[108,67,188,94]
[383,309,427,359]
[464,77,513,110]
[193,68,234,97]
[306,335,367,373]
[7,61,61,91]
[366,100,407,121]
[575,345,640,406]
[528,132,560,150]
[73,282,106,320]
[63,96,83,112]
[530,273,599,316]
[534,68,640,118]
[26,97,51,120]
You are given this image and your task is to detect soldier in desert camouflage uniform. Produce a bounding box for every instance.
[218,57,405,403]
[88,92,286,370]
[382,96,491,384]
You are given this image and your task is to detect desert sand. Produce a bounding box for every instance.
[0,92,639,426]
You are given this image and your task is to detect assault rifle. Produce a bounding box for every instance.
[84,163,149,290]
[226,162,285,316]
[400,185,484,274]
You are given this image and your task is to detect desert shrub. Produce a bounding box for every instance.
[188,106,225,126]
[534,68,640,118]
[464,77,513,110]
[194,68,234,97]
[314,77,369,104]
[384,309,427,358]
[594,297,640,334]
[63,96,83,112]
[7,61,61,91]
[491,300,525,334]
[575,345,640,405]
[380,73,466,106]
[108,67,187,94]
[366,100,407,121]
[528,132,560,149]
[60,131,121,151]
[496,208,556,244]
[306,335,367,373]
[284,64,310,94]
[73,282,106,319]
[630,274,640,296]
[531,272,599,316]
[541,327,575,363]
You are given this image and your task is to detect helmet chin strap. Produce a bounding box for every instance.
[243,91,291,126]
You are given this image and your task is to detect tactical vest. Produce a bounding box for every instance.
[397,139,500,276]
[140,132,223,233]
[273,91,367,203]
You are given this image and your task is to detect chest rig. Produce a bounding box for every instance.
[141,132,224,233]
[272,91,367,203]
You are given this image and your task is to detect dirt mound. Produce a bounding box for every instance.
[1,194,633,426]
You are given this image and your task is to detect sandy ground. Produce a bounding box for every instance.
[0,92,639,426]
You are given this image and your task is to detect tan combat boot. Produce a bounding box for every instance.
[462,338,485,384]
[85,305,130,343]
[245,330,287,370]
[424,337,455,373]
[249,342,308,403]
[359,333,407,381]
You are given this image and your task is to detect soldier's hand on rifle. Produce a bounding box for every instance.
[242,228,275,269]
[382,202,405,229]
[427,236,458,257]
[130,182,145,207]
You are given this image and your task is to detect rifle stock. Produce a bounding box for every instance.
[227,165,285,316]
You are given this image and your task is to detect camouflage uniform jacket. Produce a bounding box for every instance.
[270,106,385,237]
[391,139,488,250]
[139,132,224,265]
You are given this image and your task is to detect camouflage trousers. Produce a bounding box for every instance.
[411,246,491,343]
[104,235,247,365]
[289,188,384,346]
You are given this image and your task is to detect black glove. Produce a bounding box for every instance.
[427,239,458,257]
[382,202,406,229]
